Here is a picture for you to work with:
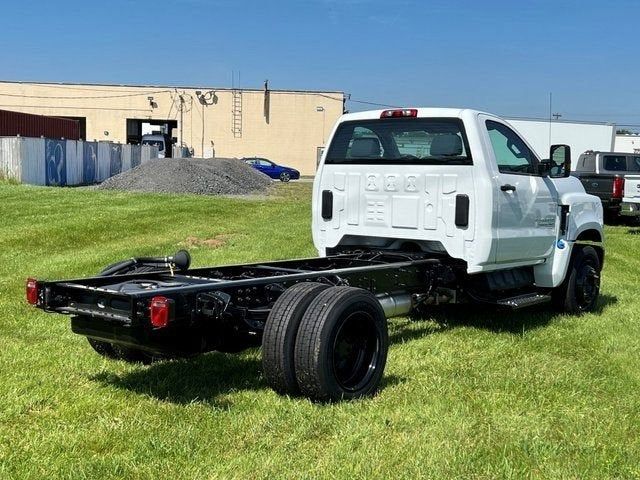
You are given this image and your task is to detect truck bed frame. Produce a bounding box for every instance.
[36,251,452,356]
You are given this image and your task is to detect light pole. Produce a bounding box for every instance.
[196,90,218,157]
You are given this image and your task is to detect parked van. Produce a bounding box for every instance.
[141,134,171,158]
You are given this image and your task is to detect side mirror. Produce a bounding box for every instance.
[538,158,552,177]
[549,144,571,178]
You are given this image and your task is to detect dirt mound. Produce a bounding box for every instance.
[97,157,272,195]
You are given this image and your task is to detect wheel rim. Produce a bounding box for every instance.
[331,311,380,392]
[281,172,290,182]
[575,261,600,311]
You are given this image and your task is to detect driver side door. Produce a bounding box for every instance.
[257,158,276,177]
[482,118,557,264]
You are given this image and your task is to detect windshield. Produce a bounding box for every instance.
[142,139,165,151]
[325,118,472,165]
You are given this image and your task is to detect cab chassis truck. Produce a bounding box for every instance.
[27,108,604,402]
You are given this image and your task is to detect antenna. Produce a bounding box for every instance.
[548,92,552,151]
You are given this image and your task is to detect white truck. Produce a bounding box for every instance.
[28,108,604,402]
[621,175,640,218]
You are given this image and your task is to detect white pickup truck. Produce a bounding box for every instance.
[29,107,605,402]
[314,108,603,298]
[621,175,640,218]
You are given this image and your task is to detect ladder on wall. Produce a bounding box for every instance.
[232,90,243,138]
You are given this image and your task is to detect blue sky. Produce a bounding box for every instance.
[1,0,639,125]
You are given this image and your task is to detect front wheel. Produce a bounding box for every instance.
[294,286,388,402]
[553,245,601,314]
[279,172,291,182]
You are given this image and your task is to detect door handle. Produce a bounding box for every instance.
[321,190,333,220]
[500,184,516,192]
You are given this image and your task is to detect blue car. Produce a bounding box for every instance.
[243,157,300,182]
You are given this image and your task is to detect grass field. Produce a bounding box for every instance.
[1,181,639,479]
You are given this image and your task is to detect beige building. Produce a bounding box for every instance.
[0,80,345,175]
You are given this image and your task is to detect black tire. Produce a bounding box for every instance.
[279,172,291,182]
[553,245,601,314]
[262,282,330,395]
[294,286,388,402]
[111,344,153,364]
[87,337,118,359]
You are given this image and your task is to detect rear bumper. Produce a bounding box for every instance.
[620,201,640,217]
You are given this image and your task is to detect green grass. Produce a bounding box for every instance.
[1,182,639,479]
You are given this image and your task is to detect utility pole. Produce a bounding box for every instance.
[179,93,185,148]
[548,92,553,150]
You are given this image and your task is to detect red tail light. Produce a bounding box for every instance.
[26,278,39,305]
[613,176,625,199]
[380,109,418,118]
[149,296,172,328]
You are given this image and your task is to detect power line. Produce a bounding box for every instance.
[0,104,151,112]
[4,82,164,94]
[347,98,402,108]
[0,89,172,100]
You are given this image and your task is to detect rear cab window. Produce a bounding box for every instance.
[603,155,628,171]
[325,118,472,165]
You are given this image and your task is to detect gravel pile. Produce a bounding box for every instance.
[97,157,272,195]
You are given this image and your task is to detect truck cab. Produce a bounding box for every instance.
[313,108,604,289]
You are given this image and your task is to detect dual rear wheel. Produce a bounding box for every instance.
[262,283,389,402]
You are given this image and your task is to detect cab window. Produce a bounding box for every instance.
[486,120,537,174]
[603,155,627,171]
[346,127,385,159]
[326,118,472,165]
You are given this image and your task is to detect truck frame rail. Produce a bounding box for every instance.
[31,251,450,356]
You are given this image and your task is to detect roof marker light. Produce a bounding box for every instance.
[380,109,418,118]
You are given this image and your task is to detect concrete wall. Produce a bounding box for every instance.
[507,118,616,163]
[0,81,344,175]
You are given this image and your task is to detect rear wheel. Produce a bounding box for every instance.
[279,172,291,182]
[294,286,388,402]
[553,245,601,313]
[111,344,153,364]
[262,282,330,395]
[87,337,118,359]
